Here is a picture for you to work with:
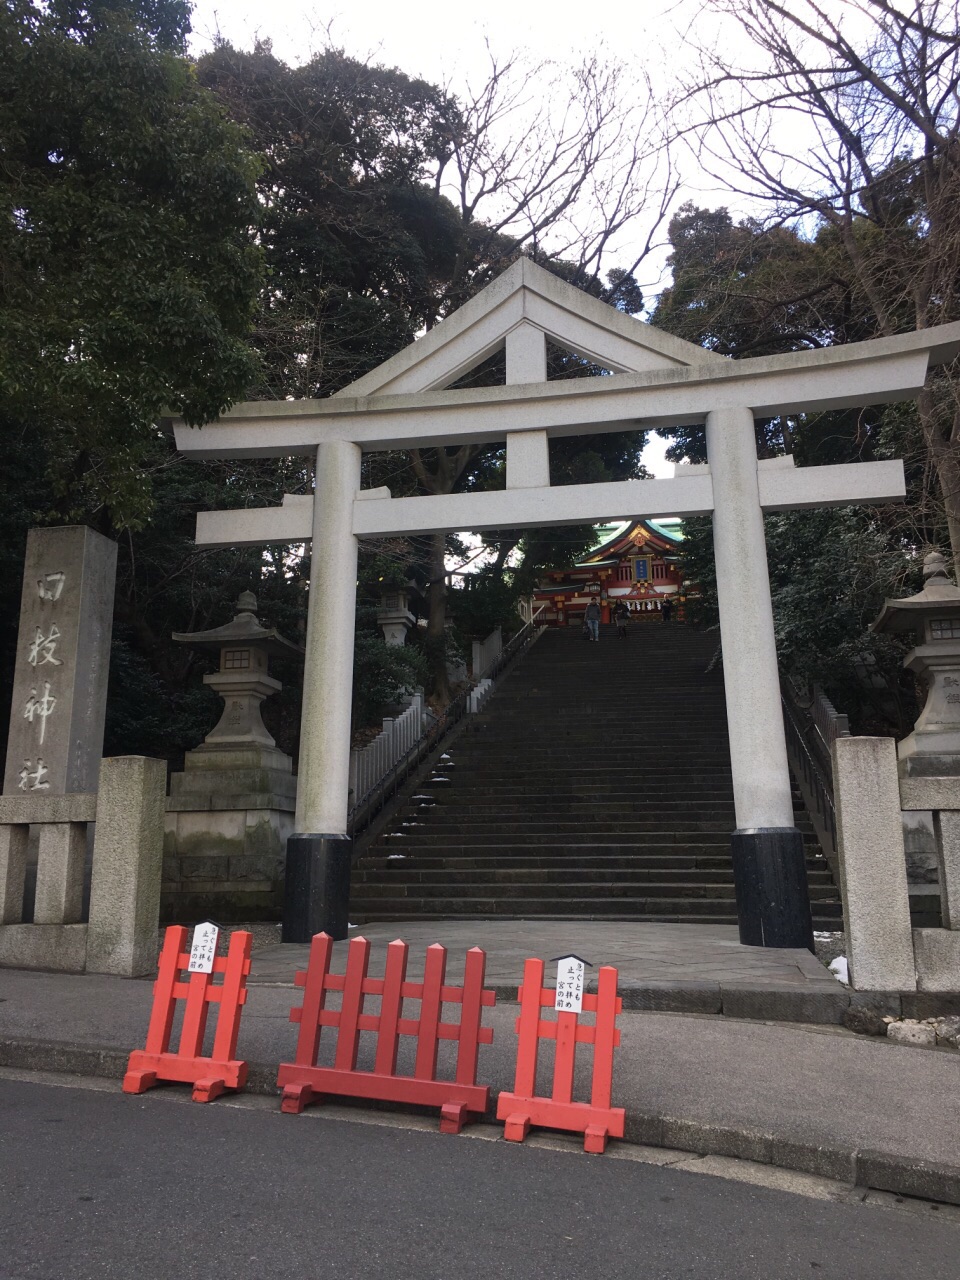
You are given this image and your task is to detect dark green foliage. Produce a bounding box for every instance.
[351,635,428,731]
[681,508,920,736]
[28,1,192,49]
[0,0,263,529]
[447,573,524,645]
[194,42,464,399]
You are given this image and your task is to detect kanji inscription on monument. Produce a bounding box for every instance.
[2,526,117,795]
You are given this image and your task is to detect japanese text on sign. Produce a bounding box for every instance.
[555,956,585,1013]
[22,570,67,752]
[188,922,219,974]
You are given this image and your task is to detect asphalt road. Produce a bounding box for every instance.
[1,1078,958,1280]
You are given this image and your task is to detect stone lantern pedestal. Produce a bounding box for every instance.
[163,592,303,921]
[874,552,960,777]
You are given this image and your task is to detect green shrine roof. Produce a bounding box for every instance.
[580,517,683,563]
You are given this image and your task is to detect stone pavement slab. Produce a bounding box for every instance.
[251,920,838,986]
[248,920,846,1021]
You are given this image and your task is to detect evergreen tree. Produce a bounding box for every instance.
[0,0,263,529]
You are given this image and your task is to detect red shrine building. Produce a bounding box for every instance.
[533,518,686,626]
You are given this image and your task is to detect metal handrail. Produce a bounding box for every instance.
[810,683,850,758]
[781,689,838,855]
[346,619,544,840]
[476,617,543,682]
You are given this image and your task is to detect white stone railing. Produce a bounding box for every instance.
[349,693,427,808]
[471,628,502,680]
[468,679,494,713]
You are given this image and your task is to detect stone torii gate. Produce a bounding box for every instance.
[174,259,960,947]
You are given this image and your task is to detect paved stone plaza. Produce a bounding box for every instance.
[244,919,851,1023]
[250,920,837,989]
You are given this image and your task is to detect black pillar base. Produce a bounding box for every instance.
[730,827,814,951]
[282,834,352,943]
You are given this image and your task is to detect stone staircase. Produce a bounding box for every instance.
[350,623,842,926]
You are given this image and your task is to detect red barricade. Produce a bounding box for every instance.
[123,926,252,1103]
[497,957,625,1153]
[277,933,495,1132]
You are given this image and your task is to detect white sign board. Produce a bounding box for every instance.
[554,956,585,1014]
[187,921,219,974]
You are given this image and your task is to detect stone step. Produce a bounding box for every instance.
[353,879,841,901]
[384,819,739,837]
[417,788,742,798]
[349,896,847,919]
[353,622,840,925]
[355,864,835,884]
[358,855,829,875]
[381,822,746,840]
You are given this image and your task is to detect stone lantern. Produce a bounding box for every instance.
[172,590,302,752]
[872,551,960,776]
[376,587,415,646]
[164,591,304,921]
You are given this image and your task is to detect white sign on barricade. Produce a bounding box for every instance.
[187,921,219,974]
[553,954,590,1013]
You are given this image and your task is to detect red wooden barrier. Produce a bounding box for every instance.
[277,934,496,1132]
[122,926,252,1103]
[496,957,625,1153]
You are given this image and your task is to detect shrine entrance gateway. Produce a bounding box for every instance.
[174,259,960,949]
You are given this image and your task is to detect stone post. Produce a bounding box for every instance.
[706,406,813,949]
[3,525,116,796]
[832,737,917,991]
[86,756,165,977]
[0,825,29,923]
[284,438,361,942]
[33,822,86,924]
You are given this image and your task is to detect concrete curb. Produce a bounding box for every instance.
[4,1034,960,1207]
[476,981,960,1025]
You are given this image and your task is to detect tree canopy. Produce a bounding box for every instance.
[0,0,263,529]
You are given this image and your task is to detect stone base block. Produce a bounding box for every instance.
[170,769,297,801]
[163,804,292,921]
[282,834,351,943]
[898,737,960,775]
[913,928,960,992]
[0,924,87,972]
[161,888,279,923]
[730,827,813,950]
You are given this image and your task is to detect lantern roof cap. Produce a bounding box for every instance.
[172,590,303,658]
[872,552,960,633]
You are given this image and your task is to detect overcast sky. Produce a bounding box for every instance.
[186,0,700,86]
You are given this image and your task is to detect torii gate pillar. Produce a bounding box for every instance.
[708,407,811,947]
[281,438,361,943]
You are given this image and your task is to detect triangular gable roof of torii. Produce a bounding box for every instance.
[334,257,726,400]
